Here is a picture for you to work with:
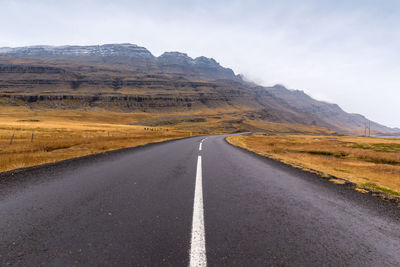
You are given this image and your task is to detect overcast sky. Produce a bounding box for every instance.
[1,0,399,127]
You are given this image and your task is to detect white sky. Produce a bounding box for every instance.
[1,0,399,127]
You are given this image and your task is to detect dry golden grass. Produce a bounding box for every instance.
[0,104,337,174]
[227,134,400,197]
[0,106,198,173]
[243,120,335,135]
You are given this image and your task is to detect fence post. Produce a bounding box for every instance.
[31,132,34,143]
[9,132,14,145]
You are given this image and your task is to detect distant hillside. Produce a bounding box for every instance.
[0,44,237,81]
[0,43,397,135]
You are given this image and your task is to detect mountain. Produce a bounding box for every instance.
[157,52,236,80]
[0,43,397,135]
[0,44,237,81]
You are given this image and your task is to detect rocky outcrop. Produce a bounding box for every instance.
[0,65,66,74]
[0,91,239,111]
[0,44,238,81]
[156,52,236,80]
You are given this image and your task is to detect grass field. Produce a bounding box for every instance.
[0,102,338,174]
[0,106,200,173]
[227,134,400,199]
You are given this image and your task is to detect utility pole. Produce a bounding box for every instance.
[368,121,371,137]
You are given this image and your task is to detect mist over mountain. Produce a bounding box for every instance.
[0,43,397,135]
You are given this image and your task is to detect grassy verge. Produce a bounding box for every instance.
[227,134,400,203]
[0,106,200,173]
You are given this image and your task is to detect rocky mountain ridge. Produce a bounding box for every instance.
[0,44,153,57]
[0,44,237,81]
[0,44,397,135]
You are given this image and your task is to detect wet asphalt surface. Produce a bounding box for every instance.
[0,135,399,266]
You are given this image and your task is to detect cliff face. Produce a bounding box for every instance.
[0,44,238,81]
[0,44,155,62]
[157,52,236,80]
[0,44,397,135]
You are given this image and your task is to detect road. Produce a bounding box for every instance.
[0,135,399,266]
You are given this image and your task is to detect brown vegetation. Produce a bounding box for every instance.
[0,106,193,173]
[227,134,400,198]
[0,102,338,174]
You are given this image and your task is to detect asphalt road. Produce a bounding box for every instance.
[0,135,399,266]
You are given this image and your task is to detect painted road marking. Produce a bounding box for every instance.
[199,143,202,151]
[189,156,207,267]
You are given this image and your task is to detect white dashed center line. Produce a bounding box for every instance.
[189,153,207,266]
